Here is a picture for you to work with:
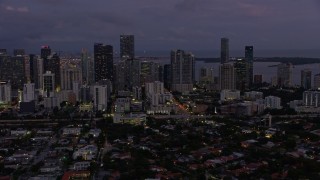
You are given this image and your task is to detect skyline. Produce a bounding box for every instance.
[0,0,320,56]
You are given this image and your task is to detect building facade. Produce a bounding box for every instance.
[94,43,113,82]
[170,49,194,92]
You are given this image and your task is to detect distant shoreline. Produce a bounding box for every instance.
[196,57,320,65]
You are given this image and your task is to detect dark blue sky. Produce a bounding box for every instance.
[0,0,320,56]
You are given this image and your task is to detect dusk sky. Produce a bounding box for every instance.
[1,0,320,56]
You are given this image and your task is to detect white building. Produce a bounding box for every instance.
[303,91,320,107]
[145,81,164,95]
[264,96,282,109]
[23,83,35,102]
[0,82,11,103]
[93,85,108,111]
[145,81,173,107]
[220,90,240,101]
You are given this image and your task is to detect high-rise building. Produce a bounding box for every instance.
[199,67,214,83]
[277,63,293,87]
[43,71,55,98]
[22,83,35,102]
[114,61,127,91]
[93,85,108,111]
[0,49,7,56]
[130,59,141,88]
[265,96,282,109]
[245,46,254,86]
[61,64,82,90]
[314,74,320,90]
[81,48,89,84]
[120,35,134,59]
[44,53,61,90]
[145,81,164,95]
[37,58,44,90]
[221,38,229,64]
[0,55,26,89]
[41,46,51,59]
[303,91,320,107]
[301,69,312,89]
[219,63,235,90]
[14,49,25,56]
[140,61,160,85]
[29,54,37,87]
[94,43,113,82]
[234,59,248,91]
[163,64,171,90]
[171,50,194,92]
[0,82,11,103]
[81,48,94,85]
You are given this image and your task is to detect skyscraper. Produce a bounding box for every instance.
[13,49,25,56]
[0,49,7,56]
[29,54,40,89]
[163,64,171,90]
[301,69,312,89]
[0,82,11,103]
[0,54,26,89]
[277,63,292,87]
[43,71,55,97]
[120,35,134,59]
[245,46,254,87]
[41,46,51,59]
[44,53,61,90]
[234,59,248,91]
[314,74,320,89]
[81,48,94,85]
[94,43,113,82]
[219,63,235,90]
[171,49,194,92]
[221,38,229,64]
[61,64,82,90]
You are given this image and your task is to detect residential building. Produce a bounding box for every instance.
[301,69,312,89]
[234,59,248,90]
[0,82,11,103]
[221,38,229,64]
[277,63,292,87]
[93,85,108,111]
[94,43,113,82]
[120,35,135,59]
[22,83,35,102]
[264,96,282,109]
[314,74,320,89]
[219,63,235,90]
[171,49,194,92]
[303,91,320,107]
[220,90,240,101]
[245,46,254,87]
[43,71,55,98]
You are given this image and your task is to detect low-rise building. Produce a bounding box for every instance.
[73,145,98,160]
